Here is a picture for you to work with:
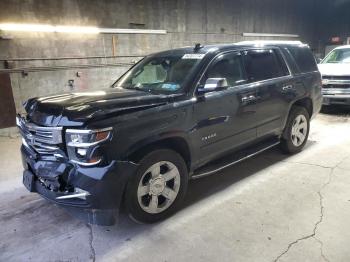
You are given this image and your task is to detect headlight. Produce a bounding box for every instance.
[65,127,113,166]
[66,127,112,147]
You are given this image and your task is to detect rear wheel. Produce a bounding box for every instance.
[280,106,310,154]
[125,149,188,223]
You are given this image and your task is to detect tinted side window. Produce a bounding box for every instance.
[287,46,318,73]
[205,53,247,87]
[275,51,290,76]
[244,49,286,82]
[281,47,300,74]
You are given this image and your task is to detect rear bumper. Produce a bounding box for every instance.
[21,145,138,225]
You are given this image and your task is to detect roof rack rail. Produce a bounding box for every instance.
[236,40,304,46]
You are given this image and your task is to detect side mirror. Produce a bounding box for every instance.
[316,58,323,64]
[197,78,228,94]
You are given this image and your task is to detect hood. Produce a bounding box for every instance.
[318,63,350,76]
[25,88,175,127]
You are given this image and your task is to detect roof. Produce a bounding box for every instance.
[235,40,308,48]
[150,44,241,57]
[150,41,308,57]
[236,40,303,46]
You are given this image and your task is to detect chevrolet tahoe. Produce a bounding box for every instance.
[17,41,323,225]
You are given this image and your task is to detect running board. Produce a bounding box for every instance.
[191,138,280,180]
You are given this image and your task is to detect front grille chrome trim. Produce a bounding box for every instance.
[16,115,63,155]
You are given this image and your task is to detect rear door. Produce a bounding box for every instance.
[242,48,293,138]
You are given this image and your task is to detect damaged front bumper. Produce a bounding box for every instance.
[21,145,137,225]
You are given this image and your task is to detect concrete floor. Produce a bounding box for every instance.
[0,108,350,262]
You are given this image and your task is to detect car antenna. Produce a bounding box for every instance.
[194,43,203,52]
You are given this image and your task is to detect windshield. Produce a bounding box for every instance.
[114,54,204,94]
[322,48,350,64]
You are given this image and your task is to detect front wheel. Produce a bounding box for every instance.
[280,106,310,154]
[125,149,188,223]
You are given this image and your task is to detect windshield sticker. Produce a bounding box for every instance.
[182,54,205,59]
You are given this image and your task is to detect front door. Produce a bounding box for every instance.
[191,52,257,166]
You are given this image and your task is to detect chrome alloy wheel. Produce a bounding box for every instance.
[137,161,181,214]
[291,114,308,147]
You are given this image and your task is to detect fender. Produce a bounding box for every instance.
[282,95,313,139]
[125,130,195,166]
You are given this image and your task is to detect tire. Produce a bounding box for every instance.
[125,149,188,223]
[280,106,310,154]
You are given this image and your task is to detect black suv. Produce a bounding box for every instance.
[17,41,322,225]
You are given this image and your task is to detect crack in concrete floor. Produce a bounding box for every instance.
[86,224,96,262]
[314,236,331,262]
[272,171,331,262]
[272,154,350,262]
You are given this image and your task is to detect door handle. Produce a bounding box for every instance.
[282,85,295,91]
[241,95,257,103]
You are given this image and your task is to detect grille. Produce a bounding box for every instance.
[16,116,63,155]
[322,75,350,80]
[323,84,350,89]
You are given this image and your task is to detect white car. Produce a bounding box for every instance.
[318,45,350,106]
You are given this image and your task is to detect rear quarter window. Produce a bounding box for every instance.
[287,46,318,73]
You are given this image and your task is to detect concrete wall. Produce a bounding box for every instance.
[0,0,319,57]
[320,0,350,45]
[0,0,320,132]
[310,0,350,57]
